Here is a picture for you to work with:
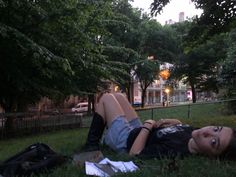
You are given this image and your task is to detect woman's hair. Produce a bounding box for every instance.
[220,128,236,161]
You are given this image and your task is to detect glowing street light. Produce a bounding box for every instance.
[159,69,170,80]
[165,88,170,106]
[165,88,170,94]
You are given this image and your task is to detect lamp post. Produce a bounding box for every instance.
[165,88,170,106]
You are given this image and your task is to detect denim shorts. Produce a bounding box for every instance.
[104,116,142,153]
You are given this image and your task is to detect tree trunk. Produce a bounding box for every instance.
[126,81,133,104]
[141,89,146,108]
[129,81,134,105]
[190,83,196,103]
[3,100,17,137]
[88,94,95,114]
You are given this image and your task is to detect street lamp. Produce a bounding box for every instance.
[165,88,170,106]
[159,69,170,80]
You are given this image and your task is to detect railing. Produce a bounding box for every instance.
[0,99,235,140]
[137,99,236,121]
[0,111,91,140]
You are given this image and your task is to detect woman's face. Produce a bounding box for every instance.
[189,126,233,156]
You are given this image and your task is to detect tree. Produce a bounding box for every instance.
[35,0,116,97]
[219,29,236,99]
[138,19,179,63]
[0,0,118,112]
[0,0,121,133]
[133,18,178,107]
[135,60,159,107]
[0,5,73,113]
[101,0,143,102]
[171,34,227,103]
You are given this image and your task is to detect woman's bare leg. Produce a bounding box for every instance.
[96,93,125,127]
[84,93,126,151]
[113,93,138,122]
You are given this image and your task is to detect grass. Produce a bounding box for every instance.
[1,102,236,177]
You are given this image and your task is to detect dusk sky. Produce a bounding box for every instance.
[131,0,203,25]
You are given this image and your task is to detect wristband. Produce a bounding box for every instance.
[142,126,151,132]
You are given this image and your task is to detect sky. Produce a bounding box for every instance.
[130,0,203,25]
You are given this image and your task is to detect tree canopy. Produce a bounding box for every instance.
[2,0,235,114]
[0,0,119,112]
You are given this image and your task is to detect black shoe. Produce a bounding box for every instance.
[84,112,106,152]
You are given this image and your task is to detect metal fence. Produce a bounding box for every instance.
[0,99,235,140]
[137,99,236,121]
[0,111,91,140]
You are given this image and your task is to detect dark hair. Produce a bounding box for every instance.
[220,128,236,161]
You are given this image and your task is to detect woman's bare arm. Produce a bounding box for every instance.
[129,120,156,156]
[129,118,182,155]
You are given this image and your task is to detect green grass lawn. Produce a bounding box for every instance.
[1,103,236,177]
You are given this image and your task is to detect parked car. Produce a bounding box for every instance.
[71,102,88,113]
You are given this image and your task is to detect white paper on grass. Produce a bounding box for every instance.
[85,161,110,177]
[85,158,139,177]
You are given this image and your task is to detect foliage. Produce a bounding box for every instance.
[0,0,130,133]
[135,60,159,107]
[190,0,236,38]
[219,29,236,99]
[0,23,72,112]
[36,0,117,96]
[0,0,119,113]
[138,19,179,63]
[101,0,144,101]
[171,32,227,102]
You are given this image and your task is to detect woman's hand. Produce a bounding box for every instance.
[156,119,182,128]
[143,119,158,129]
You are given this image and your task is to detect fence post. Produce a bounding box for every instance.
[187,104,191,118]
[151,108,154,119]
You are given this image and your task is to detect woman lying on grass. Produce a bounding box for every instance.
[83,93,236,160]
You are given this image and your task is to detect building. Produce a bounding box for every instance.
[128,62,188,106]
[179,12,185,22]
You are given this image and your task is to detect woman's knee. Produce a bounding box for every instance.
[99,93,115,103]
[113,92,125,97]
[113,93,127,101]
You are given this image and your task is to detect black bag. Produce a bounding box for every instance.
[0,143,67,177]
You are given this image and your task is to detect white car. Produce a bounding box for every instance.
[71,102,88,113]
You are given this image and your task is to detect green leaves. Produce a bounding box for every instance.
[150,0,171,16]
[219,29,236,98]
[0,22,73,110]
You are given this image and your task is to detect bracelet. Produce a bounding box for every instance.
[142,126,151,132]
[144,121,152,125]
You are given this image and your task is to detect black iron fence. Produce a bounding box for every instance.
[137,99,236,121]
[0,99,235,140]
[0,111,91,140]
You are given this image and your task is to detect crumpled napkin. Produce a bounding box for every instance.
[85,158,139,177]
